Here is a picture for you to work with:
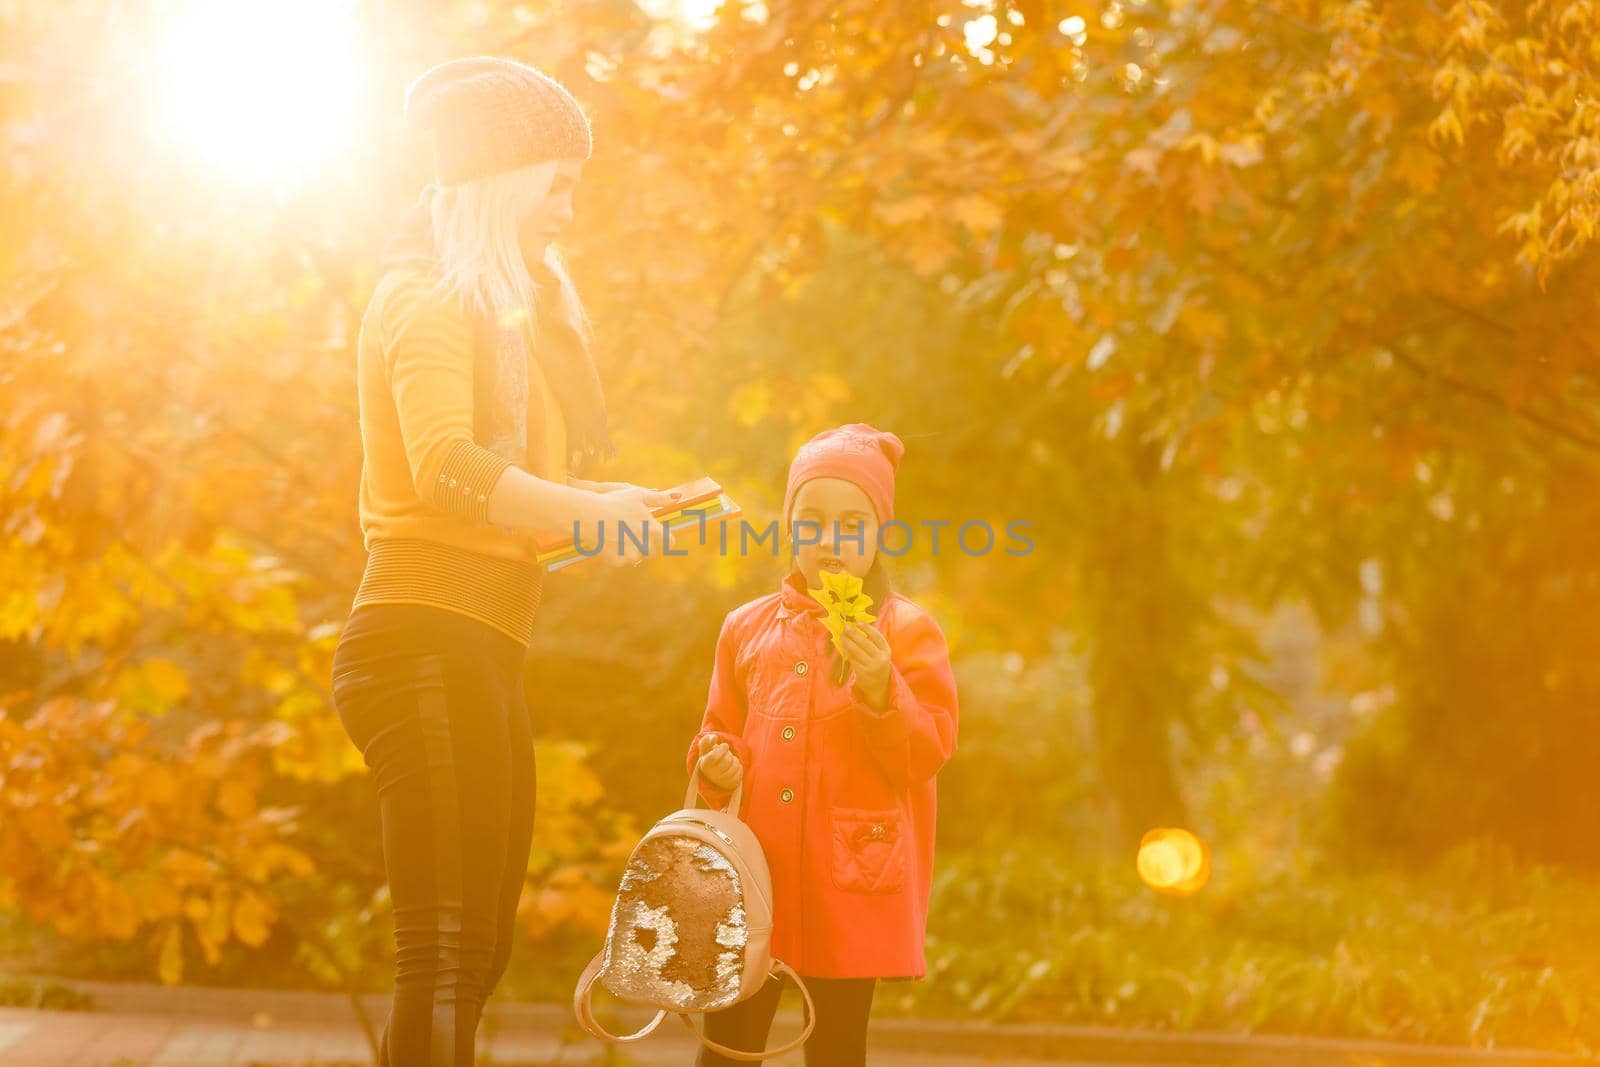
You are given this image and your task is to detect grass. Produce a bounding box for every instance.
[879,841,1600,1055]
[0,976,94,1011]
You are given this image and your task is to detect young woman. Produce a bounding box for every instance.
[686,423,961,1066]
[330,56,677,1067]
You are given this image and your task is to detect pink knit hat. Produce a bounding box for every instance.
[404,56,593,185]
[783,423,906,528]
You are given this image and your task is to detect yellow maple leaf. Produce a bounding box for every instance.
[806,569,876,655]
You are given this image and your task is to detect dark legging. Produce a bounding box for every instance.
[330,601,535,1067]
[696,974,876,1067]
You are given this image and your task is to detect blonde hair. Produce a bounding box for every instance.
[424,160,591,342]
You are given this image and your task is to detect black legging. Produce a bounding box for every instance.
[330,601,535,1067]
[696,974,877,1067]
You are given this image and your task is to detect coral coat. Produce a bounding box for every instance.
[685,569,960,979]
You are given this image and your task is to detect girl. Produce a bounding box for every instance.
[331,56,676,1067]
[685,423,961,1067]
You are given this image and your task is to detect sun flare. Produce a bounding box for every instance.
[152,0,363,185]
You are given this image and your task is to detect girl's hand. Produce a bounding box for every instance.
[696,735,744,790]
[841,621,893,710]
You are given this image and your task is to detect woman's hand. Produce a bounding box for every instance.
[841,621,893,710]
[569,476,681,498]
[576,485,676,568]
[696,734,744,790]
[566,476,623,492]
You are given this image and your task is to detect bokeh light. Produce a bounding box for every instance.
[1136,827,1211,896]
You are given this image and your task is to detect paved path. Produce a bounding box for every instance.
[0,1003,1109,1067]
[0,976,1591,1067]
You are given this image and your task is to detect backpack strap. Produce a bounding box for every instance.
[684,765,743,815]
[676,960,816,1062]
[572,948,667,1043]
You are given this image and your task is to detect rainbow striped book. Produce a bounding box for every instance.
[535,476,742,572]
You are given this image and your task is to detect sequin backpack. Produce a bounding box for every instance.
[572,770,816,1061]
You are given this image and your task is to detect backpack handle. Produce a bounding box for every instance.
[684,764,743,815]
[572,948,667,1044]
[676,960,816,1062]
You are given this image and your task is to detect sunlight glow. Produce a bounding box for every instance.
[636,0,724,31]
[682,0,724,28]
[152,1,363,186]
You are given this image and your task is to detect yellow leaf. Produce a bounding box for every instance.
[1362,91,1400,126]
[1180,132,1219,165]
[1186,167,1225,213]
[806,372,852,404]
[232,891,274,947]
[1218,136,1263,168]
[805,570,877,655]
[1179,303,1229,343]
[1039,147,1086,174]
[143,764,180,807]
[1392,143,1442,194]
[1124,146,1162,176]
[97,882,141,940]
[727,381,771,428]
[902,229,956,275]
[206,891,232,948]
[951,194,1003,235]
[1427,106,1465,148]
[905,129,950,156]
[138,872,182,920]
[112,658,190,717]
[217,780,255,820]
[18,806,72,850]
[874,195,935,225]
[260,842,316,879]
[191,917,222,966]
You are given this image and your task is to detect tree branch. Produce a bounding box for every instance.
[1388,348,1600,455]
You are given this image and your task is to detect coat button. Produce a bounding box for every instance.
[780,788,795,803]
[794,660,808,676]
[870,824,886,840]
[781,725,796,741]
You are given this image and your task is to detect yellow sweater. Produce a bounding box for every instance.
[350,263,567,647]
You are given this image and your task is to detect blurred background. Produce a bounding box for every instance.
[3,0,1600,1054]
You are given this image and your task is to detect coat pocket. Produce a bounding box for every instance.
[829,806,907,895]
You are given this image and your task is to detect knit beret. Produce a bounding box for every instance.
[784,423,906,528]
[404,56,593,185]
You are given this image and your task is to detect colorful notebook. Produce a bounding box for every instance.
[535,476,742,572]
